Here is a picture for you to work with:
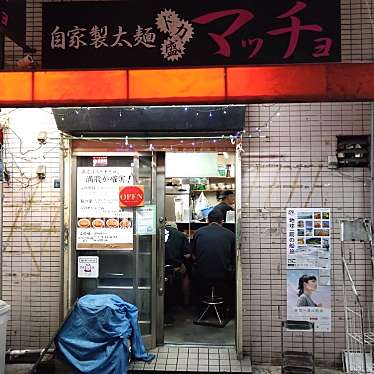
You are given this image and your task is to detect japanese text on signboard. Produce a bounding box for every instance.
[42,0,341,69]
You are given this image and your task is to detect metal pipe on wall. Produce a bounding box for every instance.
[59,133,65,323]
[371,102,374,235]
[371,102,374,305]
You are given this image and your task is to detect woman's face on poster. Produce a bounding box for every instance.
[304,278,317,293]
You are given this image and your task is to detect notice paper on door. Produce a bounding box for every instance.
[136,205,156,235]
[78,256,99,278]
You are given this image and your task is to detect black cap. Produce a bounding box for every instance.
[219,190,234,199]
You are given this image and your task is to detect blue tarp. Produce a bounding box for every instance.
[55,294,155,374]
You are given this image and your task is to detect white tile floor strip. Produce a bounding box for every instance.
[128,345,252,373]
[4,363,344,373]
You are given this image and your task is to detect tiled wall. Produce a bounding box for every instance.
[340,0,374,62]
[2,0,374,67]
[1,109,62,349]
[240,103,372,366]
[2,104,371,366]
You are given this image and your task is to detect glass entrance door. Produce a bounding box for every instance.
[71,153,164,348]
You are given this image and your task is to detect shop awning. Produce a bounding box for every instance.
[53,106,245,136]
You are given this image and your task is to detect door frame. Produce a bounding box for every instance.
[155,152,165,345]
[62,145,243,352]
[235,147,243,358]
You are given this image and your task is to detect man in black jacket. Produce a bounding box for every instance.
[192,210,235,318]
[164,222,191,313]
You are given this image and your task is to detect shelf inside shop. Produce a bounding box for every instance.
[192,189,236,193]
[78,249,135,253]
[98,276,133,288]
[207,176,235,179]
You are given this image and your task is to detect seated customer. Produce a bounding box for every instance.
[191,210,235,316]
[165,222,191,307]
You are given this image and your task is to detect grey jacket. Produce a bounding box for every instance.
[296,293,317,307]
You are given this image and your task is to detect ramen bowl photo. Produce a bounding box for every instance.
[77,218,91,228]
[92,219,105,228]
[120,218,132,229]
[106,218,119,228]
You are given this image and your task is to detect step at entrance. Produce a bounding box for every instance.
[128,345,252,373]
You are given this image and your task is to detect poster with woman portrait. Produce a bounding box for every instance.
[287,268,331,332]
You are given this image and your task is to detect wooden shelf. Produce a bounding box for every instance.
[192,189,235,192]
[208,176,235,179]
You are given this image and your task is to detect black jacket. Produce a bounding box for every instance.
[192,223,235,282]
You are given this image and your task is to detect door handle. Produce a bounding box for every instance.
[158,227,165,296]
[158,274,164,295]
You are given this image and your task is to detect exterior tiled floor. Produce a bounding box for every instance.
[128,345,252,373]
[5,363,344,373]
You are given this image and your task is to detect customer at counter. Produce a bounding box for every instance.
[211,190,235,222]
[191,210,235,317]
[165,222,191,310]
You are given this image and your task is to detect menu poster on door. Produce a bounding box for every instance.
[136,205,156,235]
[286,208,331,332]
[76,167,134,250]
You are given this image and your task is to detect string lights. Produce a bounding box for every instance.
[63,128,267,154]
[0,107,268,159]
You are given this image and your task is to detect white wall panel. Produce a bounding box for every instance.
[1,109,61,349]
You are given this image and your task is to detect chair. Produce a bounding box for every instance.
[197,285,224,325]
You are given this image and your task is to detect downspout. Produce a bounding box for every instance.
[371,102,374,243]
[59,133,65,323]
[371,103,374,297]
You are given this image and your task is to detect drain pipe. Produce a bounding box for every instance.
[371,103,374,303]
[371,102,374,245]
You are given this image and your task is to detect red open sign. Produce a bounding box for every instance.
[119,185,144,207]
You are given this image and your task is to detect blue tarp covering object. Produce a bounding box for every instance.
[55,294,155,374]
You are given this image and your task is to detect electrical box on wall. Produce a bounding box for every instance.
[341,219,370,242]
[336,135,370,168]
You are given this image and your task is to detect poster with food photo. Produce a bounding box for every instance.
[76,167,134,249]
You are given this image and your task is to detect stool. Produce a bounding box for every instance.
[197,286,224,325]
